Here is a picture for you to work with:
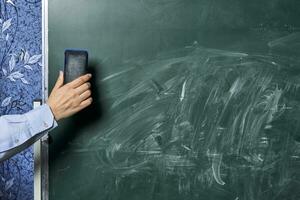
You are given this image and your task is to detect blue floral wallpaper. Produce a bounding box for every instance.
[0,0,42,199]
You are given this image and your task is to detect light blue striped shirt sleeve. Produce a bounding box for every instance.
[0,104,58,162]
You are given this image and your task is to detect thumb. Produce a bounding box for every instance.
[53,71,64,90]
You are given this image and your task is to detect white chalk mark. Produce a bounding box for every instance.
[182,145,191,151]
[268,33,300,47]
[229,78,244,97]
[180,80,187,102]
[257,154,263,162]
[211,153,225,185]
[264,125,272,129]
[101,67,135,82]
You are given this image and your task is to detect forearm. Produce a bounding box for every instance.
[0,104,57,162]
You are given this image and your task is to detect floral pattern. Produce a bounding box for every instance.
[0,0,42,199]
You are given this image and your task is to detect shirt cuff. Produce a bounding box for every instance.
[24,104,58,137]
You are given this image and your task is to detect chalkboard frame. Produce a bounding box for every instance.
[33,0,49,200]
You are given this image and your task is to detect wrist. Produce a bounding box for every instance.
[46,102,60,121]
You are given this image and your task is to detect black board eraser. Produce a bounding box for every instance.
[64,49,88,84]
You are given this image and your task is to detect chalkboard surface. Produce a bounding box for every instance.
[49,1,300,199]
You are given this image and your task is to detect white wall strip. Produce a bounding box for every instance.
[33,100,42,200]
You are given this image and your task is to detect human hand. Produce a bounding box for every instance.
[47,71,93,121]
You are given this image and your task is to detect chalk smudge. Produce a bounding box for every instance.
[68,45,300,199]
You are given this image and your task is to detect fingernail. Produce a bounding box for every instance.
[88,73,92,77]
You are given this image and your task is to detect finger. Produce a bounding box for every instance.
[75,82,91,94]
[53,71,64,90]
[79,97,93,109]
[79,90,92,101]
[68,74,92,88]
[73,97,93,113]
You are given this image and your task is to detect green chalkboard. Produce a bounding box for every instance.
[49,1,300,199]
